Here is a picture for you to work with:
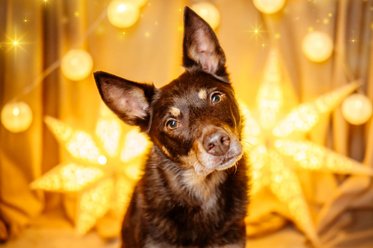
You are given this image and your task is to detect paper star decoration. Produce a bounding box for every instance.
[31,105,150,235]
[242,49,372,245]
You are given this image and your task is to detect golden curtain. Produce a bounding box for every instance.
[1,0,373,246]
[0,0,44,240]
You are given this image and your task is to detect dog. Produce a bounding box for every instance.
[94,7,248,248]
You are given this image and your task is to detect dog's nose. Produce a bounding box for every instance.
[203,131,230,156]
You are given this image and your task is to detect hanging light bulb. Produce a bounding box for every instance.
[1,102,33,133]
[253,0,286,14]
[61,49,93,81]
[342,93,372,125]
[302,31,333,63]
[191,2,220,30]
[107,0,140,29]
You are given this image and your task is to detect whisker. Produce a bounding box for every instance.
[233,162,238,175]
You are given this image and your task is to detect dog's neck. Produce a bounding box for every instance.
[149,145,228,204]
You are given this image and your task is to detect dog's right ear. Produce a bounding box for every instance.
[94,71,156,131]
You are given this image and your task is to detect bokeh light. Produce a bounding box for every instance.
[61,49,93,81]
[107,0,140,29]
[302,31,333,63]
[1,102,33,133]
[253,0,286,15]
[342,93,372,125]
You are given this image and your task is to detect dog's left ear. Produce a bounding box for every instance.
[183,7,228,82]
[94,71,156,131]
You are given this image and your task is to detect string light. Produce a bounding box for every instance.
[350,37,358,44]
[107,0,140,29]
[342,93,372,125]
[302,31,333,62]
[323,18,329,25]
[247,23,265,41]
[4,34,26,51]
[191,2,220,30]
[253,0,286,14]
[61,49,93,81]
[1,102,33,133]
[12,40,20,47]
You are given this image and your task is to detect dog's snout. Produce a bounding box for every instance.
[203,131,231,156]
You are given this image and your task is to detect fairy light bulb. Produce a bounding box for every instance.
[253,0,286,14]
[1,102,33,133]
[302,31,333,63]
[342,93,372,125]
[191,2,220,30]
[107,0,140,29]
[61,49,93,81]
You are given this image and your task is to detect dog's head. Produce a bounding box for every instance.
[94,7,243,176]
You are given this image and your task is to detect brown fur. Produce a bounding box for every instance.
[94,7,249,248]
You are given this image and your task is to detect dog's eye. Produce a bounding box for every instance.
[166,118,178,130]
[210,92,223,104]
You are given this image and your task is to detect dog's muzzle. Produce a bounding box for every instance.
[195,126,243,173]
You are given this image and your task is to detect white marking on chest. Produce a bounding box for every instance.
[198,88,207,100]
[169,107,181,117]
[181,169,225,210]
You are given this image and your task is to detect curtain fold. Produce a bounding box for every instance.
[0,0,45,240]
[316,1,373,246]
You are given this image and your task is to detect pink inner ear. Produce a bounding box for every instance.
[105,84,149,120]
[188,29,219,74]
[199,52,219,74]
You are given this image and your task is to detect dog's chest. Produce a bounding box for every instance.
[180,169,226,212]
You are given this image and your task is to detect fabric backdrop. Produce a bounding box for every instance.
[1,0,372,246]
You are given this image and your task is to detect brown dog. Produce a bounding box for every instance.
[94,7,248,248]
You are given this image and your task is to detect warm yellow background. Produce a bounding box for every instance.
[1,0,373,246]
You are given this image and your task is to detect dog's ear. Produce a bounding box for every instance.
[94,71,155,131]
[183,7,228,82]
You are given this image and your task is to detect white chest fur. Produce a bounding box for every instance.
[180,169,226,211]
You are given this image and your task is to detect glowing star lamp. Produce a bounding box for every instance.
[31,105,150,235]
[242,49,372,245]
[191,2,220,30]
[253,0,286,14]
[61,49,93,81]
[342,93,372,125]
[302,31,333,63]
[107,0,140,29]
[1,102,33,133]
